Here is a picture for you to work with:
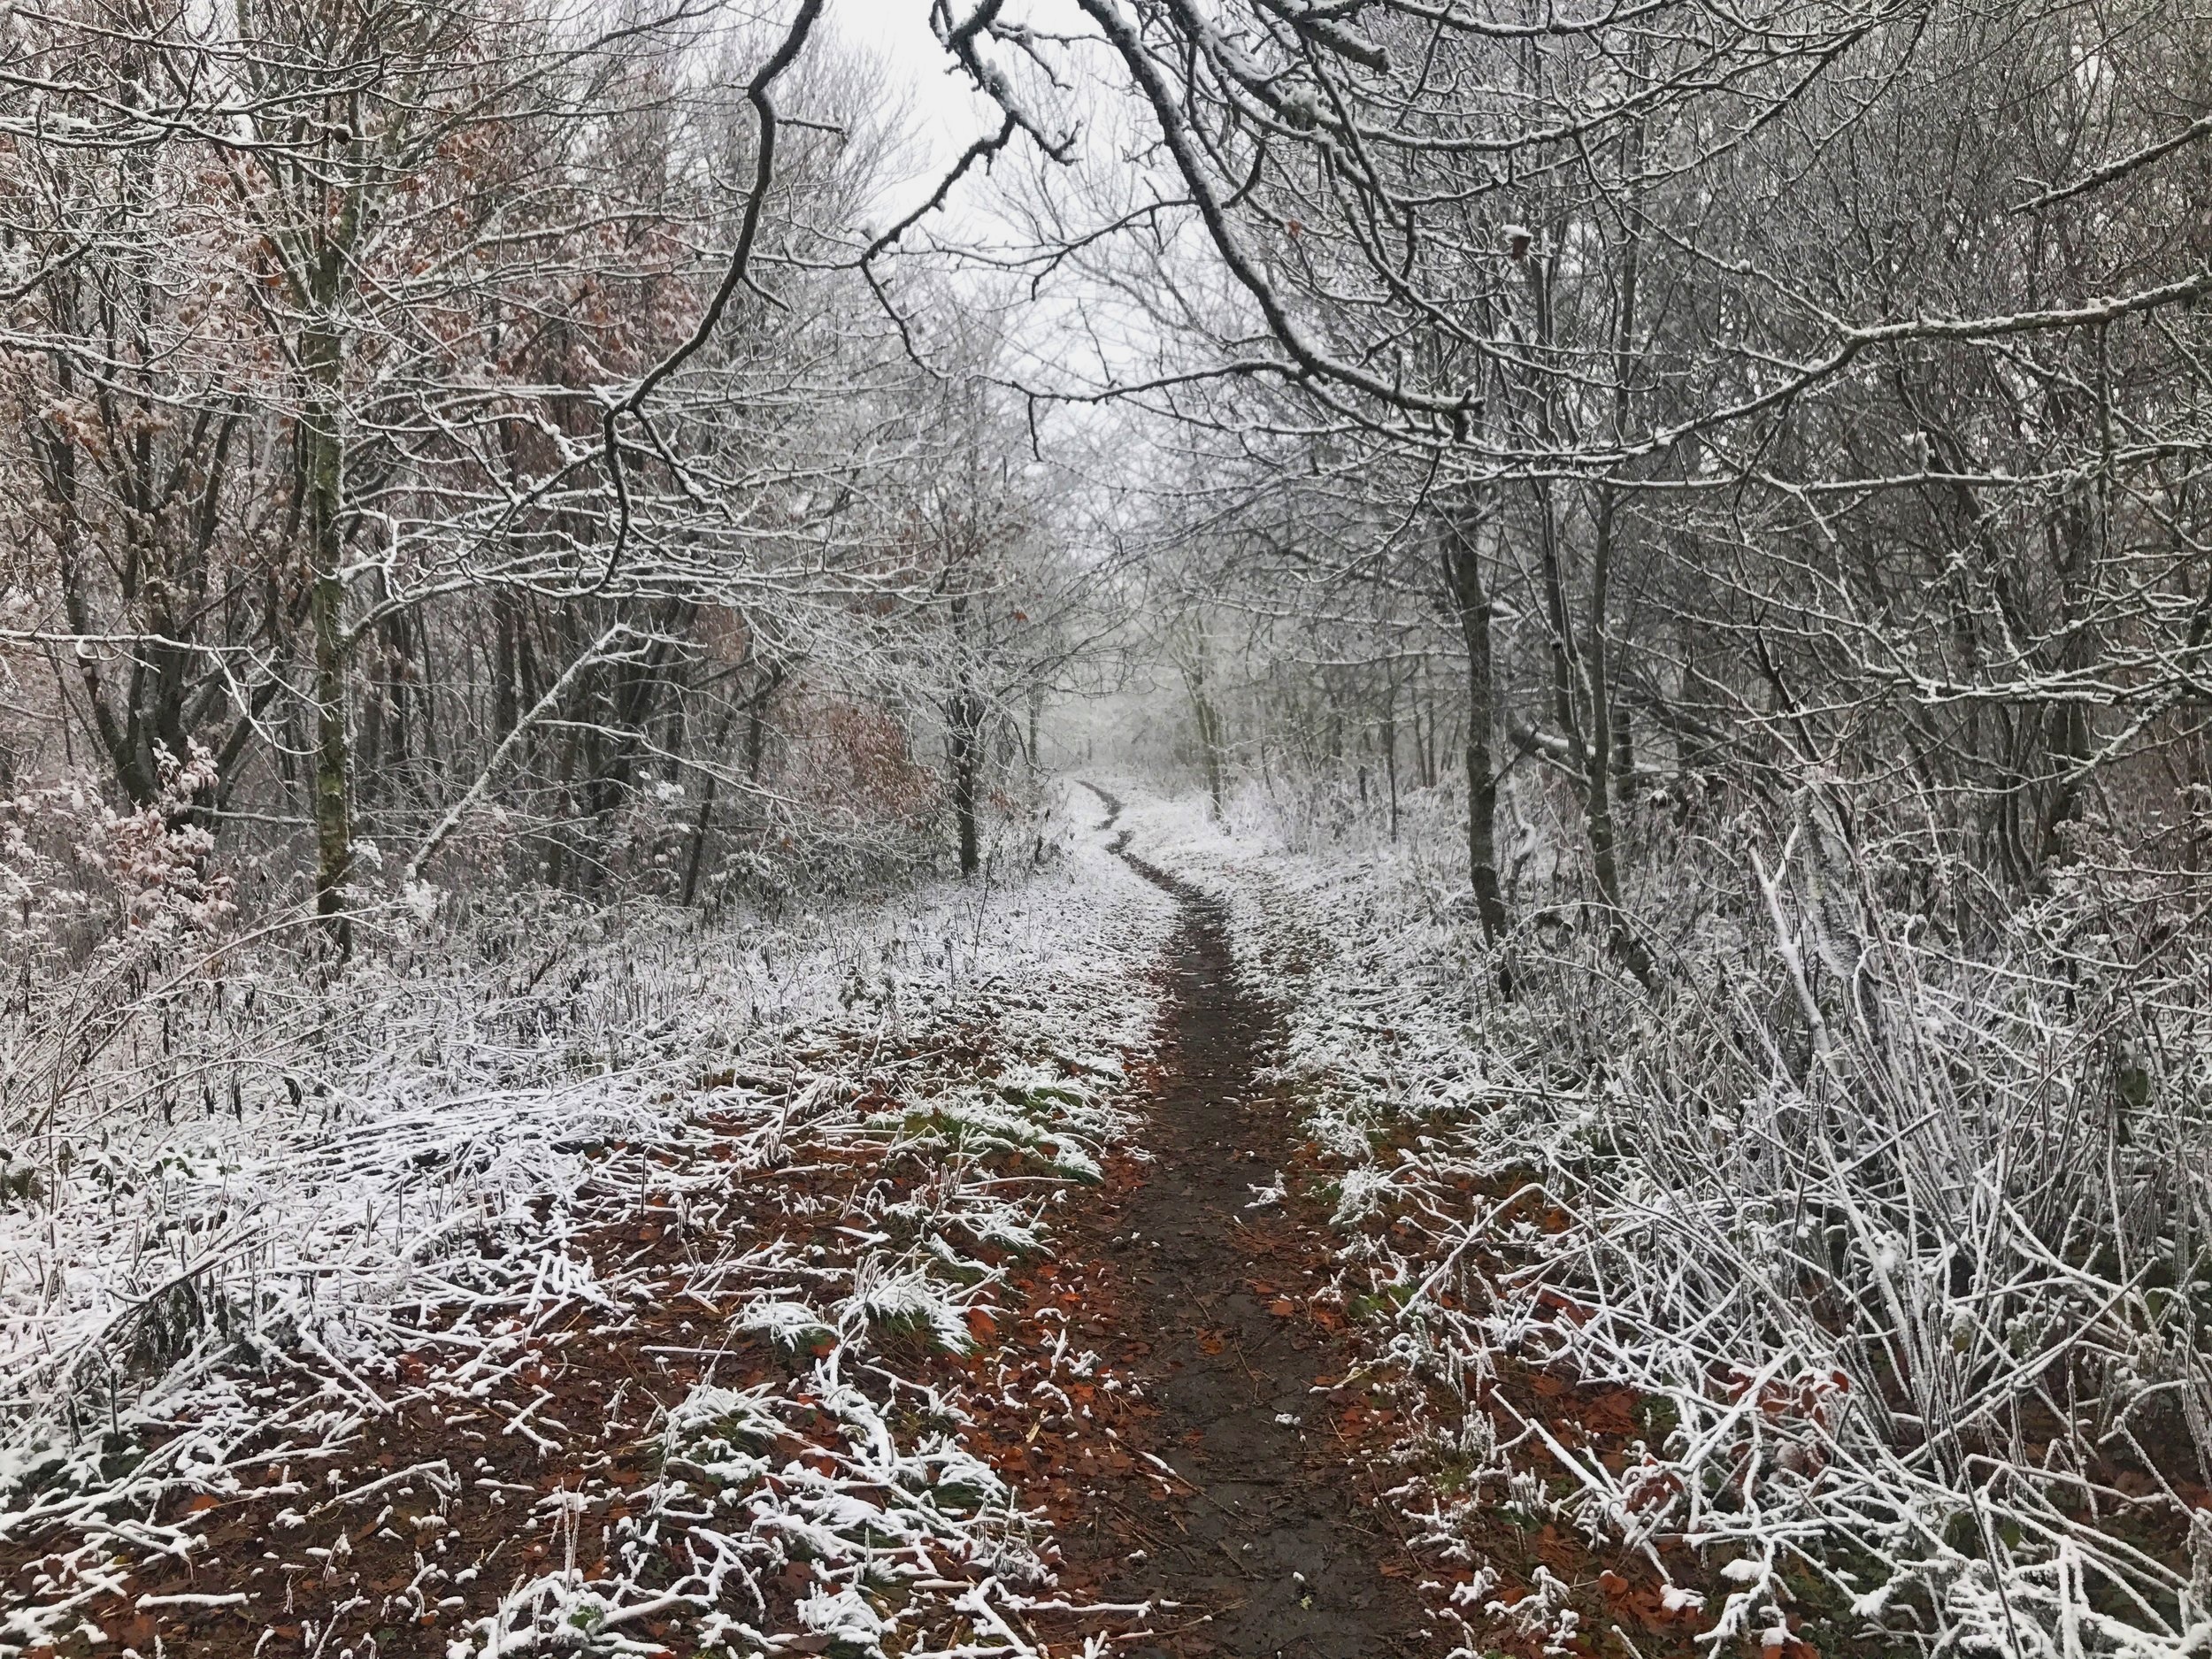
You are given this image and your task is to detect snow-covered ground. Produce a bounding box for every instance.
[1115,779,2212,1659]
[1,782,1177,1656]
[11,772,2207,1659]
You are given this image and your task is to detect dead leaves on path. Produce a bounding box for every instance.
[12,1050,1790,1659]
[3,1022,1159,1659]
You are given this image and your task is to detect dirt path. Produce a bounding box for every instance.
[4,791,1432,1659]
[1062,787,1424,1659]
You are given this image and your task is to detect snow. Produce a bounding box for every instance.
[12,768,2208,1657]
[1110,776,2212,1659]
[0,783,1177,1655]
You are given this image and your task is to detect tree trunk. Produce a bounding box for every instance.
[949,688,984,877]
[1440,492,1508,941]
[1585,132,1654,987]
[1194,689,1225,817]
[493,595,520,739]
[1382,676,1399,842]
[303,325,353,957]
[1585,484,1632,927]
[1182,640,1226,817]
[680,704,740,909]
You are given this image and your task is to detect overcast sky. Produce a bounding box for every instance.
[826,0,1094,242]
[814,0,1174,412]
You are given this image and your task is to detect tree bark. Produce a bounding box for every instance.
[1382,673,1399,842]
[949,687,984,877]
[1584,122,1654,987]
[1440,492,1508,941]
[1180,628,1227,817]
[303,323,353,958]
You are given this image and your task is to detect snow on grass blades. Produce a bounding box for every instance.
[859,1073,1118,1188]
[444,1365,1047,1658]
[1113,779,2212,1659]
[0,798,1176,1656]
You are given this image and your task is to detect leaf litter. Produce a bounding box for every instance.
[1,801,1180,1658]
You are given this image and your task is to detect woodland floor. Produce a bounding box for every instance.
[24,774,2190,1659]
[4,794,1443,1659]
[1039,792,1426,1659]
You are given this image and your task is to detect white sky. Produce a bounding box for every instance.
[825,0,1094,242]
[828,0,996,161]
[815,0,1178,419]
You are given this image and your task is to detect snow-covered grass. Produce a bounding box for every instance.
[0,780,1176,1655]
[1116,774,2212,1659]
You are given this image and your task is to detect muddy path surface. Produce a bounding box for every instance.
[5,789,1432,1659]
[1064,785,1424,1659]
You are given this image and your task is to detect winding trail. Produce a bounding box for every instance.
[1068,785,1422,1659]
[1,786,1430,1659]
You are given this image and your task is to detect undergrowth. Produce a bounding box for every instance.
[1120,776,2212,1659]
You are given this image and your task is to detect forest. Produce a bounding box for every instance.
[2,0,2209,1655]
